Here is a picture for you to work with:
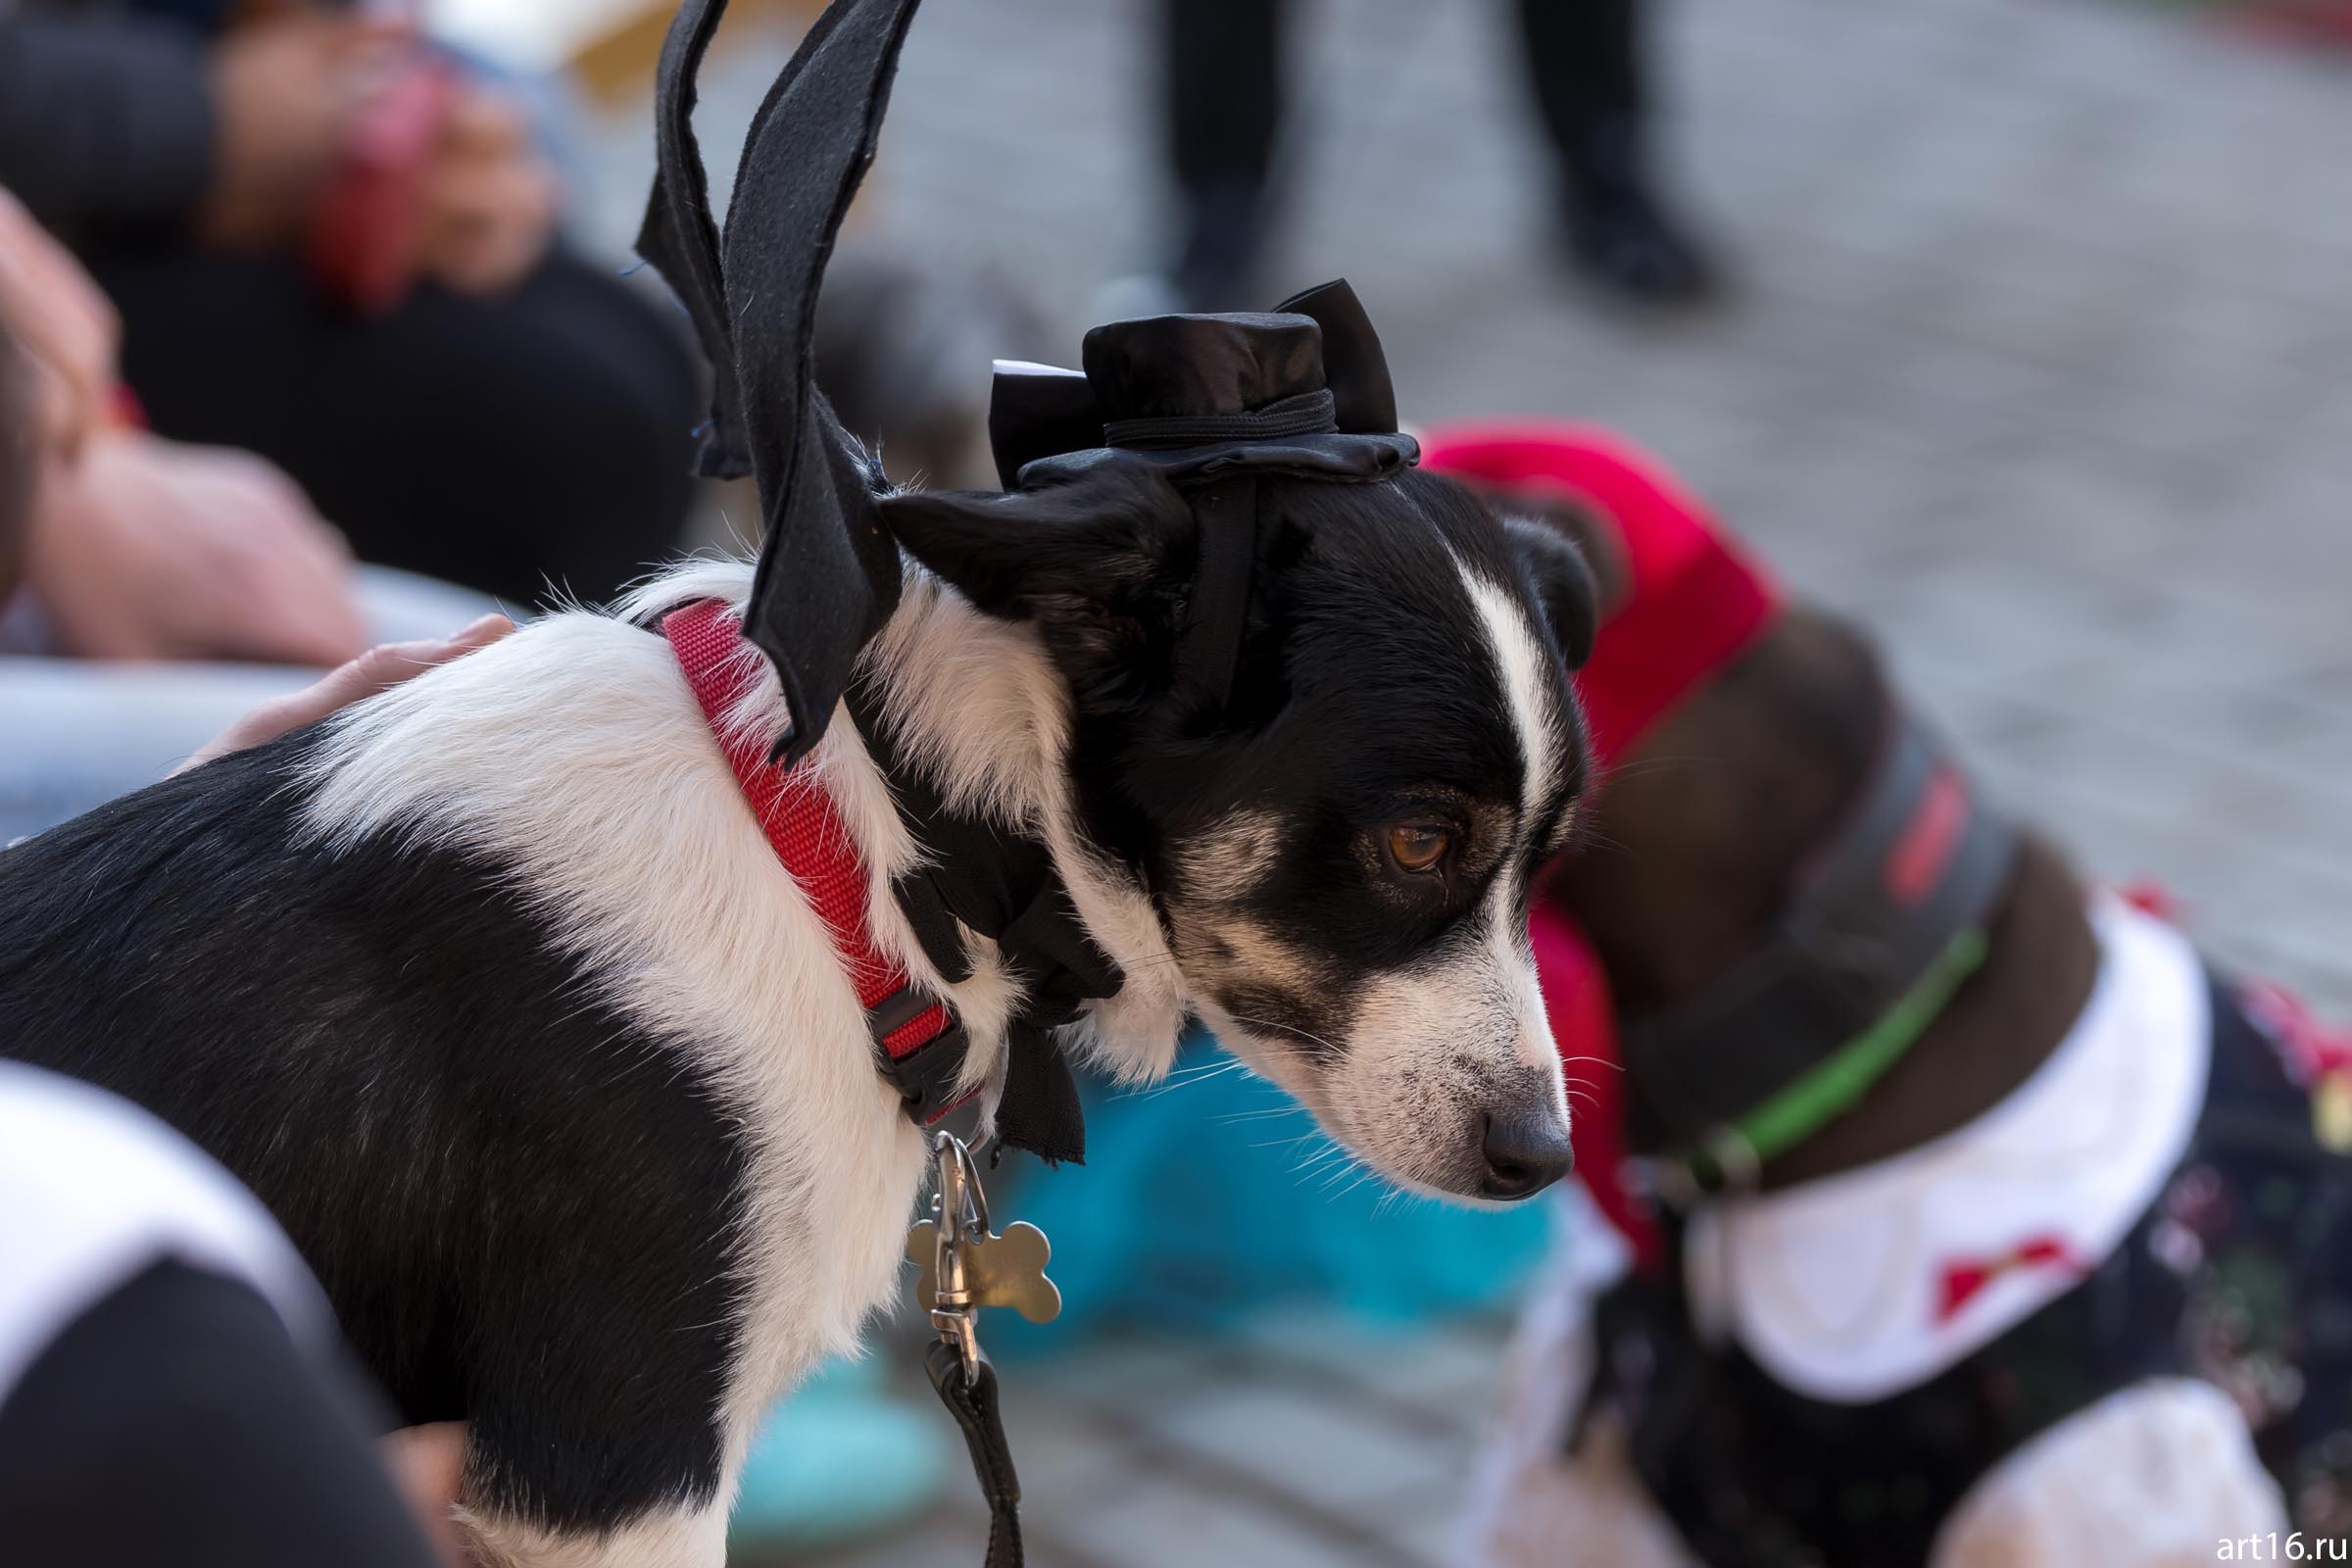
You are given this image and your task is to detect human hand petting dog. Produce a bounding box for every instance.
[175,612,514,773]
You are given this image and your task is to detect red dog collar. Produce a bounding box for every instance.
[663,599,976,1125]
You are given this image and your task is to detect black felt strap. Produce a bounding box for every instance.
[924,1342,1023,1568]
[635,0,741,480]
[636,0,924,764]
[1180,475,1259,711]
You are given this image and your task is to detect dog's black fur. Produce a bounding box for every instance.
[0,735,751,1531]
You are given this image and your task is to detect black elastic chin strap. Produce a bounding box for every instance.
[1179,475,1260,710]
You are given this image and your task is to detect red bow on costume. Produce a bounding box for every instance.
[1935,1235,2084,1324]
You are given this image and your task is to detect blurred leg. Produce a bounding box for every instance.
[1161,0,1287,309]
[1514,0,1719,307]
[90,248,699,606]
[1517,0,1645,165]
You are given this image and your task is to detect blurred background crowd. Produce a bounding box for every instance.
[2,0,2347,1561]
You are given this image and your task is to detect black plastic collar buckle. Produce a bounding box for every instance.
[868,984,976,1126]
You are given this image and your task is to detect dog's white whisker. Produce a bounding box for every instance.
[1223,1013,1347,1058]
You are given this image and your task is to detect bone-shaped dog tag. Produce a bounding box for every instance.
[906,1218,1062,1325]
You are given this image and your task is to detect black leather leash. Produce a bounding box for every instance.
[924,1340,1023,1568]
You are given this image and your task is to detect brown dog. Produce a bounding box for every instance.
[1431,423,2348,1566]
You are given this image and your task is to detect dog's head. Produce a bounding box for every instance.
[885,458,1595,1200]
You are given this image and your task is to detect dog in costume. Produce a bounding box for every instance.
[1432,423,2352,1566]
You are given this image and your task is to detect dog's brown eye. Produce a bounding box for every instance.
[1385,823,1452,874]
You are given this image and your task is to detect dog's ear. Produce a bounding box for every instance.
[1504,514,1598,671]
[881,457,1195,626]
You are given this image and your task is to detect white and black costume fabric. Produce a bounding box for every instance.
[1468,897,2352,1565]
[0,1061,435,1567]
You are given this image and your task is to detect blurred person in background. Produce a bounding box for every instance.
[0,0,699,605]
[0,185,497,840]
[1157,0,1719,311]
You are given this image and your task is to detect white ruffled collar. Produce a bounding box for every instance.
[1683,895,2210,1404]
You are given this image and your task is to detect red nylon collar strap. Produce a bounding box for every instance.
[662,599,977,1126]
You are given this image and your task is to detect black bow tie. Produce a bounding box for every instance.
[847,679,1118,1166]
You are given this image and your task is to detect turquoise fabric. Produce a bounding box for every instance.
[987,1027,1553,1354]
[728,1357,949,1554]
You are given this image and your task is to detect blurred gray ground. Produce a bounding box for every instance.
[580,0,2352,1561]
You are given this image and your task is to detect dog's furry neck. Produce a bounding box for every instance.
[624,556,1192,1097]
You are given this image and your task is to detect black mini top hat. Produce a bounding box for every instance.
[989,282,1417,492]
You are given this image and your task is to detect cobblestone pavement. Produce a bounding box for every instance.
[583,0,2352,1560]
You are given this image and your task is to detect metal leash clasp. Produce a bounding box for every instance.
[928,1131,988,1379]
[907,1130,1061,1386]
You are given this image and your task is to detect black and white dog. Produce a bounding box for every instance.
[0,437,1595,1562]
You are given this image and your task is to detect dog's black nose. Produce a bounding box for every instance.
[1479,1108,1575,1200]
